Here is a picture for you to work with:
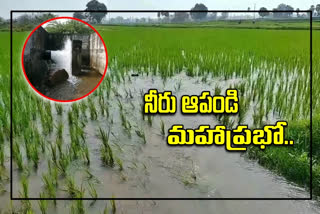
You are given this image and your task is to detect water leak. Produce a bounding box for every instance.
[50,37,77,84]
[7,73,320,213]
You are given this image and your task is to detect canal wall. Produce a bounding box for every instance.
[23,27,105,88]
[90,33,106,75]
[23,26,49,88]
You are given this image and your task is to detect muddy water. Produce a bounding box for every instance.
[43,70,102,100]
[7,73,320,213]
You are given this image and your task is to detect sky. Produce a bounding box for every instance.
[2,0,319,19]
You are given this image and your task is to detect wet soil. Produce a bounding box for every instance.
[43,69,102,100]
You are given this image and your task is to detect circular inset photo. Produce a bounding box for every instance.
[22,17,108,102]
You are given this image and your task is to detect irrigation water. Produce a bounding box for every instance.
[50,37,77,84]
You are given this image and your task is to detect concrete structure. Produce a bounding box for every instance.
[23,26,49,88]
[72,40,82,76]
[90,33,106,75]
[23,26,106,88]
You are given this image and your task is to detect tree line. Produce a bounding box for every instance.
[3,1,320,30]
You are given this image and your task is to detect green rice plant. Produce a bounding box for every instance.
[64,175,79,197]
[103,204,109,214]
[47,161,58,186]
[214,86,221,96]
[20,175,29,198]
[68,110,74,126]
[160,119,165,136]
[111,194,116,214]
[98,127,110,147]
[82,144,90,165]
[13,143,23,170]
[84,169,100,184]
[140,102,145,120]
[100,144,115,168]
[56,120,64,140]
[89,99,98,120]
[88,182,98,198]
[0,166,9,183]
[0,145,4,167]
[50,143,57,164]
[70,199,85,214]
[135,128,146,144]
[42,173,56,201]
[55,103,63,115]
[174,80,182,91]
[56,152,71,176]
[56,137,63,155]
[115,157,123,171]
[98,127,115,167]
[80,101,88,117]
[72,103,80,120]
[117,99,123,112]
[0,183,6,195]
[38,192,48,214]
[88,182,98,206]
[147,115,153,126]
[30,144,39,169]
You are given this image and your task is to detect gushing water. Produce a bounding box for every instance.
[51,37,77,84]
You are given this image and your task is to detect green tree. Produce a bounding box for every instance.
[273,4,294,18]
[86,0,108,23]
[259,7,270,18]
[45,20,92,34]
[310,5,315,16]
[316,4,320,16]
[73,12,87,20]
[191,3,208,20]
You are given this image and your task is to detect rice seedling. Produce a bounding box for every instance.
[56,120,64,140]
[0,144,5,167]
[100,144,115,168]
[13,143,24,170]
[55,103,63,115]
[88,99,98,120]
[56,151,71,176]
[111,194,117,214]
[214,86,221,96]
[160,119,165,136]
[64,175,80,198]
[98,127,115,167]
[103,204,109,214]
[88,182,98,206]
[147,115,153,126]
[82,144,91,165]
[30,144,39,169]
[50,142,57,164]
[38,192,48,214]
[135,128,146,144]
[20,175,29,198]
[115,157,123,171]
[70,198,85,214]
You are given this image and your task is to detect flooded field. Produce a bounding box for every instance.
[4,73,319,213]
[1,25,319,213]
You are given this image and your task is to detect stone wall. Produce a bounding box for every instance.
[90,33,106,75]
[23,26,49,88]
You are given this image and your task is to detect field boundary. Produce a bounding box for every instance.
[10,10,313,201]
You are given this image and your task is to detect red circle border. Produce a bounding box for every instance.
[21,16,108,103]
